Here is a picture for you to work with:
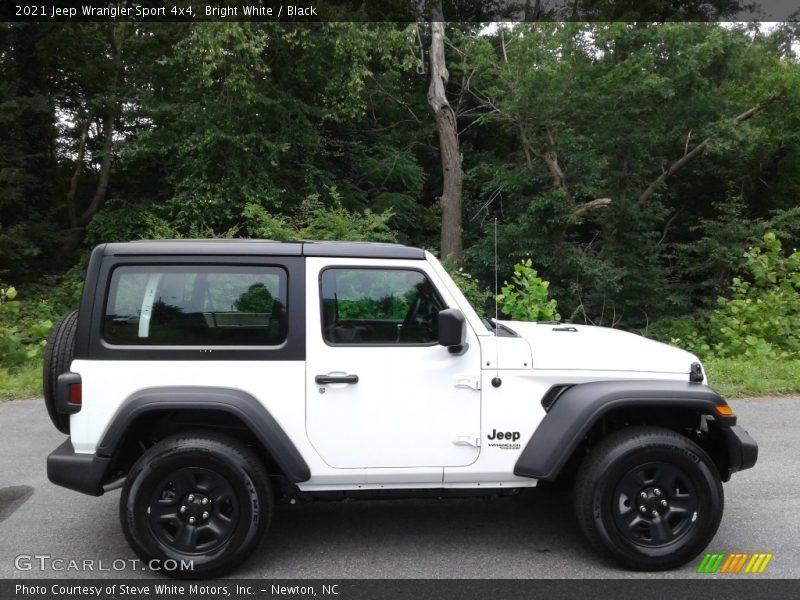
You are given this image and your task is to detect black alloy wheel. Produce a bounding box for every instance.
[121,432,272,578]
[147,467,240,556]
[611,461,699,548]
[574,426,723,570]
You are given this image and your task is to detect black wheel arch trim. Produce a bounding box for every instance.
[514,379,749,481]
[48,387,311,496]
[97,386,311,483]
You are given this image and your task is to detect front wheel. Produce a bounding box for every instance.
[120,432,272,578]
[573,426,723,570]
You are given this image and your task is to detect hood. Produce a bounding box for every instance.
[501,321,698,375]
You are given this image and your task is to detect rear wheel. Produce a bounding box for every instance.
[573,426,723,570]
[120,432,272,578]
[42,310,78,433]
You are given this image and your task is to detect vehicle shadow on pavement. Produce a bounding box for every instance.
[241,489,610,578]
[0,486,34,524]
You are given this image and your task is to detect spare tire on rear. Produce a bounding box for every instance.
[43,310,78,434]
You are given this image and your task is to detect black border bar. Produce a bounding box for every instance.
[3,1,799,23]
[4,579,800,600]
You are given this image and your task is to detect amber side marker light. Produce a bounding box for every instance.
[715,404,734,417]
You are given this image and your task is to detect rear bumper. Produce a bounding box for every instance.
[722,425,758,475]
[47,438,110,496]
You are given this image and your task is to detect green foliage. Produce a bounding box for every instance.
[444,262,494,317]
[240,204,295,241]
[708,233,800,358]
[111,22,415,240]
[233,284,274,313]
[86,202,239,243]
[649,232,800,360]
[497,259,561,322]
[645,314,712,358]
[2,21,800,380]
[85,204,165,245]
[242,191,397,243]
[0,285,55,368]
[463,22,800,327]
[337,296,407,320]
[295,193,396,242]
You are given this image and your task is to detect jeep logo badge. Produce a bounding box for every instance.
[487,429,520,442]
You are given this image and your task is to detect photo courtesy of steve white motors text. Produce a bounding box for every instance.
[14,583,340,597]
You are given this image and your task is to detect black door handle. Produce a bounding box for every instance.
[315,374,359,385]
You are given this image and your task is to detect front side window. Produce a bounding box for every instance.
[321,268,444,345]
[104,265,288,346]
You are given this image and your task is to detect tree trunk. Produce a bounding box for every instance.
[427,2,463,262]
[66,117,89,226]
[76,111,115,228]
[62,25,126,257]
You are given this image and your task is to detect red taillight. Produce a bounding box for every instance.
[68,383,82,406]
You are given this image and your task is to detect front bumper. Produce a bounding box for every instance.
[47,438,110,496]
[722,425,758,476]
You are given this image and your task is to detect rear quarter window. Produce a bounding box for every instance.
[104,265,288,346]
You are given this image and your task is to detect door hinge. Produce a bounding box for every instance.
[454,375,481,390]
[453,435,481,447]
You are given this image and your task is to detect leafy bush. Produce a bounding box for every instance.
[497,259,560,322]
[645,314,712,358]
[707,233,800,359]
[338,296,408,320]
[445,263,494,317]
[23,266,85,315]
[296,193,396,243]
[242,190,397,243]
[233,284,274,313]
[649,233,800,360]
[0,285,55,368]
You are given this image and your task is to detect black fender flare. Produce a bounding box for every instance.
[514,380,734,481]
[98,386,311,483]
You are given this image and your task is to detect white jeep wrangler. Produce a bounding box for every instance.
[44,240,757,578]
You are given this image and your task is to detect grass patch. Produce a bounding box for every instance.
[704,356,800,398]
[0,360,42,400]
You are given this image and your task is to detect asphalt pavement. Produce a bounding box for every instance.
[0,396,797,579]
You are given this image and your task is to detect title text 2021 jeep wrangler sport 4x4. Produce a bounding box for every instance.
[43,240,757,577]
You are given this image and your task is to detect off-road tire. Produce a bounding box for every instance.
[42,310,78,433]
[573,426,723,570]
[120,432,273,579]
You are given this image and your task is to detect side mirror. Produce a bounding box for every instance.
[437,308,467,355]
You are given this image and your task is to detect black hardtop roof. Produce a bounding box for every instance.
[101,239,426,260]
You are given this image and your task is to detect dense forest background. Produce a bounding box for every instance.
[1,21,800,374]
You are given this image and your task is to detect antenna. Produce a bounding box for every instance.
[491,217,502,388]
[494,217,499,329]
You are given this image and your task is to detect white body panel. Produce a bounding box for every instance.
[505,321,697,375]
[68,360,306,456]
[304,257,481,474]
[69,252,705,491]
